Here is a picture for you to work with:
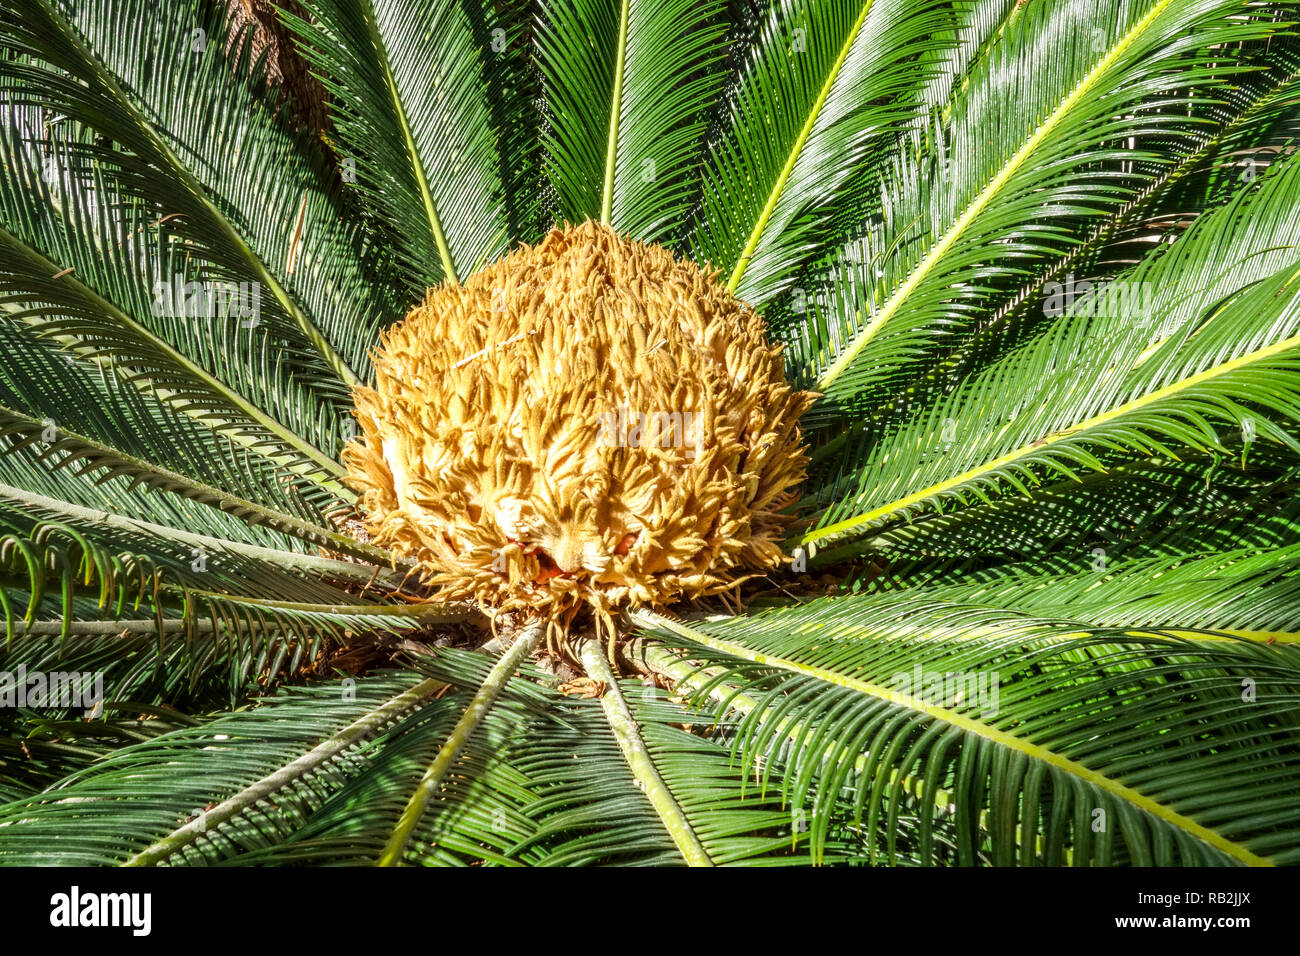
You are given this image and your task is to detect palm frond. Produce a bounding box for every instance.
[692,0,955,304]
[802,0,1293,410]
[535,0,729,242]
[633,602,1300,865]
[803,148,1300,546]
[280,0,517,286]
[0,0,388,388]
[0,648,856,866]
[0,107,352,495]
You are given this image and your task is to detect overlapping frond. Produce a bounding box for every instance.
[803,147,1300,545]
[794,0,1296,411]
[0,517,459,708]
[691,0,954,304]
[0,650,860,866]
[281,0,516,287]
[536,0,728,242]
[0,0,1298,869]
[0,113,352,495]
[0,0,393,392]
[633,601,1300,865]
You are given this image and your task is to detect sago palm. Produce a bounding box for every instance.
[0,0,1299,867]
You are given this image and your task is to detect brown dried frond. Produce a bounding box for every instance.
[344,221,815,661]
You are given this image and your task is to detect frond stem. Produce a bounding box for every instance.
[600,0,632,225]
[581,638,713,866]
[1,405,379,561]
[0,483,401,587]
[630,609,1273,867]
[123,677,445,866]
[376,621,541,866]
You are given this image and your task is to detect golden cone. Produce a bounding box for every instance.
[344,221,814,659]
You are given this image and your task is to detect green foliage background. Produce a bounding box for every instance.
[0,0,1299,865]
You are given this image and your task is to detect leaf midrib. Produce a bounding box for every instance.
[377,623,541,866]
[804,326,1300,544]
[582,639,713,866]
[639,612,1274,867]
[0,482,397,586]
[360,0,458,283]
[815,0,1175,394]
[600,0,632,224]
[725,0,875,294]
[35,0,364,387]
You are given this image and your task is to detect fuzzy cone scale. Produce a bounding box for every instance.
[344,222,814,652]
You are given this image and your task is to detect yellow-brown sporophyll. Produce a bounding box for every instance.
[343,221,815,661]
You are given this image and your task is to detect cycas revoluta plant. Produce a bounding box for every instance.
[0,0,1298,867]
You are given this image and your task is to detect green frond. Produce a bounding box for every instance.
[829,453,1294,579]
[803,148,1300,545]
[0,403,381,561]
[0,0,387,389]
[0,650,855,866]
[0,673,440,865]
[536,0,729,242]
[0,517,459,706]
[803,0,1294,407]
[632,603,1300,866]
[693,0,955,303]
[922,544,1300,641]
[0,110,353,496]
[0,317,344,526]
[280,0,516,286]
[789,30,1300,432]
